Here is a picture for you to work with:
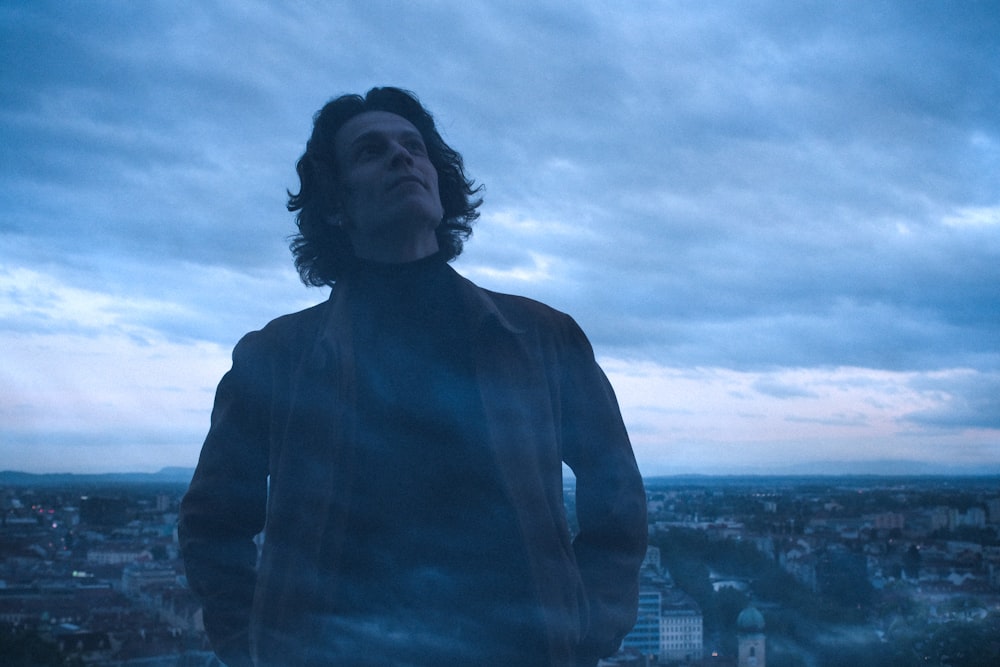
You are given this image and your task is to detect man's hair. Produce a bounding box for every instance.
[287,87,483,286]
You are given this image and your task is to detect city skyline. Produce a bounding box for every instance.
[3,473,998,665]
[2,1,998,475]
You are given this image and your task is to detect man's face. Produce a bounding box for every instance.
[333,110,444,261]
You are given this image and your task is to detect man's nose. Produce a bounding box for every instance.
[387,140,415,167]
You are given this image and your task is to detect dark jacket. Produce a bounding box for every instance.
[179,268,647,666]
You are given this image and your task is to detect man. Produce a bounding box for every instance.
[179,87,646,666]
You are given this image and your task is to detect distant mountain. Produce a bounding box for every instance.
[647,459,1000,477]
[4,461,999,487]
[0,467,196,486]
[777,460,1000,477]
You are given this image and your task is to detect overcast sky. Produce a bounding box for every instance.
[2,0,998,475]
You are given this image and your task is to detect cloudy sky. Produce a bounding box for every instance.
[2,1,998,475]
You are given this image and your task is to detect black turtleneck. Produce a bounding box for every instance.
[324,253,545,663]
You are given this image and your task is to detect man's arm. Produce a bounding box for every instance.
[559,318,647,660]
[179,334,270,667]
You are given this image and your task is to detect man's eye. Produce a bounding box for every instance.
[405,140,427,155]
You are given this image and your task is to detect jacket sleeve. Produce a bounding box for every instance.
[558,317,647,660]
[178,332,271,667]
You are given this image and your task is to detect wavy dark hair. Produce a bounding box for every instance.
[287,87,483,286]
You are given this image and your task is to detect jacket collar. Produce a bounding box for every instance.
[314,264,523,355]
[451,268,525,335]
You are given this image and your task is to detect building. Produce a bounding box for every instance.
[620,546,704,663]
[86,546,152,566]
[623,588,663,657]
[660,588,703,663]
[737,605,766,667]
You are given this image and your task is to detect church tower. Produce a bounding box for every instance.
[737,605,766,667]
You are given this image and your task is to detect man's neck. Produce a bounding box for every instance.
[350,229,440,264]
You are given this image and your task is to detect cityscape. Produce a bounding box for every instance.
[2,470,999,666]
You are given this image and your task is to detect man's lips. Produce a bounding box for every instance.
[389,175,424,190]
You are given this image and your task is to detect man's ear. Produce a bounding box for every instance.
[325,181,352,230]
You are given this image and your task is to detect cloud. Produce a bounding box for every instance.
[2,1,998,472]
[903,370,1000,431]
[0,327,229,473]
[943,206,1000,229]
[753,378,819,400]
[602,361,998,474]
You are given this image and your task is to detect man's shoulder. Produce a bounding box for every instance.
[261,300,328,332]
[479,287,569,321]
[236,299,328,352]
[456,274,581,337]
